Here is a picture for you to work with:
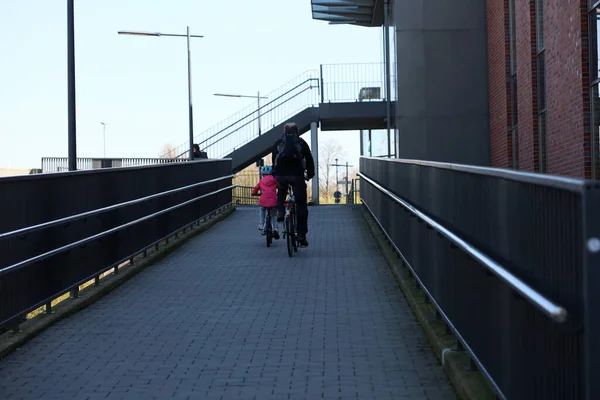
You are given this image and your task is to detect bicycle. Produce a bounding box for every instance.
[264,207,274,248]
[282,186,299,257]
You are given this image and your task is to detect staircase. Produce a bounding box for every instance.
[163,62,390,172]
[166,71,320,172]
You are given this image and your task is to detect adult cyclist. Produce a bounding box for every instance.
[271,122,315,247]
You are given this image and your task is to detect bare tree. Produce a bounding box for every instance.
[233,165,260,187]
[318,139,344,204]
[160,144,177,159]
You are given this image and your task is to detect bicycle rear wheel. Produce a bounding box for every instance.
[292,209,298,252]
[286,218,294,257]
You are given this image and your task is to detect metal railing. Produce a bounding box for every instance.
[320,62,389,103]
[167,71,320,160]
[0,160,234,332]
[164,63,386,161]
[233,186,259,206]
[41,157,187,173]
[359,156,599,400]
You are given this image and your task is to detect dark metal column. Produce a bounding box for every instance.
[187,26,194,160]
[67,0,77,171]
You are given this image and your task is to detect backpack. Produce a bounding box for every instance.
[274,132,303,166]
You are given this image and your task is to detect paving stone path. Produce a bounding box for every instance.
[0,206,455,399]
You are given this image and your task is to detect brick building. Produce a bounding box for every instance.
[487,0,599,178]
[313,0,599,179]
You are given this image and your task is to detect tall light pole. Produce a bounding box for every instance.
[118,27,204,160]
[67,0,77,171]
[67,0,77,300]
[100,122,106,158]
[214,92,267,136]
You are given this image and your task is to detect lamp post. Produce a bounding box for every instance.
[214,92,268,136]
[118,27,204,160]
[67,0,77,171]
[100,122,106,158]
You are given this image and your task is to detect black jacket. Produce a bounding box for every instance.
[271,136,315,179]
[193,150,208,159]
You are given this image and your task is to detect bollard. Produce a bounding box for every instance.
[70,287,79,299]
[94,275,100,286]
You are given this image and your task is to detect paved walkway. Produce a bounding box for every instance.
[0,206,455,400]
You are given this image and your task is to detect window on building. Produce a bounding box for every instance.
[509,0,519,169]
[535,0,547,172]
[589,1,600,178]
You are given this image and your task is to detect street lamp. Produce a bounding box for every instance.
[214,92,268,135]
[100,122,106,158]
[118,27,204,160]
[67,0,77,171]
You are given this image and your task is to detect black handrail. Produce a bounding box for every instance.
[0,175,234,240]
[0,184,235,276]
[202,85,317,153]
[173,78,319,159]
[358,172,567,323]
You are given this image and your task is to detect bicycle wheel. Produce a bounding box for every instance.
[286,218,294,257]
[292,211,298,252]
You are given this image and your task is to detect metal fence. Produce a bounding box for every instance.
[0,159,234,332]
[41,157,187,173]
[348,177,360,204]
[320,62,388,103]
[359,156,600,400]
[233,186,259,206]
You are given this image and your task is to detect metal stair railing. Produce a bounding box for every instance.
[166,70,320,160]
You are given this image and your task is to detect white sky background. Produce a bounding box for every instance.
[0,1,387,169]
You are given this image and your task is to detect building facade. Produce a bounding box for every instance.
[488,0,599,179]
[313,0,599,179]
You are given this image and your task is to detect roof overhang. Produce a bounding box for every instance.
[311,0,384,27]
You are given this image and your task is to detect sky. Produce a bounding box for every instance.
[0,0,389,169]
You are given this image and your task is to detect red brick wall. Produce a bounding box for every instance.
[488,0,592,178]
[487,0,512,169]
[543,0,591,178]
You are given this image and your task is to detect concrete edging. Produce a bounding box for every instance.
[0,205,236,360]
[358,205,496,400]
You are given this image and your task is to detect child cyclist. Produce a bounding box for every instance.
[251,165,280,239]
